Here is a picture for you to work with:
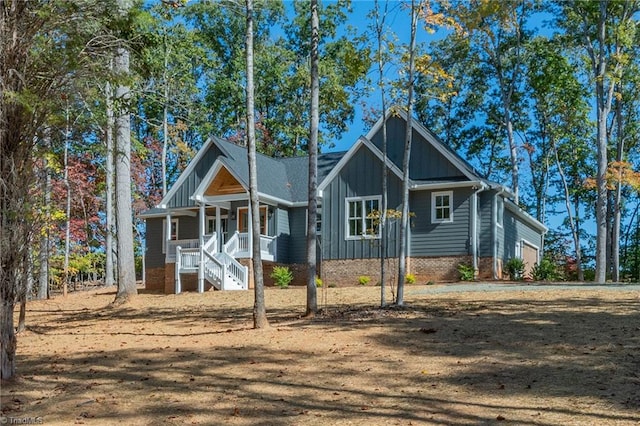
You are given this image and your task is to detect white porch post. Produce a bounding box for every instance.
[198,201,205,293]
[215,205,221,251]
[248,203,253,258]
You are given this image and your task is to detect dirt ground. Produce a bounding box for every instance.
[2,283,640,425]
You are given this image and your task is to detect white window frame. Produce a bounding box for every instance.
[162,218,179,253]
[432,191,453,223]
[345,196,382,240]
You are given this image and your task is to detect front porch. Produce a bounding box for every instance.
[167,230,277,294]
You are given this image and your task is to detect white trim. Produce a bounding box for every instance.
[162,218,179,254]
[520,239,540,261]
[344,195,382,240]
[318,136,403,192]
[431,191,454,224]
[410,180,486,191]
[504,198,548,233]
[192,159,248,201]
[497,196,504,228]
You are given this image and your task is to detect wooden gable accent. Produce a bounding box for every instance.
[204,166,244,195]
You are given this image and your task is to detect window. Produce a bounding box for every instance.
[237,206,268,235]
[345,196,381,239]
[432,191,453,223]
[206,215,215,234]
[162,218,178,253]
[496,197,504,227]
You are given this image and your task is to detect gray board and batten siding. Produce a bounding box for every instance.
[321,143,403,261]
[369,115,468,181]
[409,187,474,257]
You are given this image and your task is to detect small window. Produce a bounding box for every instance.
[206,215,216,234]
[432,191,453,223]
[497,198,504,227]
[345,196,381,239]
[162,218,178,253]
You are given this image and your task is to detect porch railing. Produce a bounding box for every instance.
[224,231,276,261]
[166,239,199,263]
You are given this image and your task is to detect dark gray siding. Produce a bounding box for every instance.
[275,207,291,263]
[321,144,402,260]
[289,207,307,264]
[167,145,224,208]
[178,215,199,240]
[369,116,466,180]
[145,218,165,268]
[410,188,472,256]
[478,191,495,257]
[502,208,543,263]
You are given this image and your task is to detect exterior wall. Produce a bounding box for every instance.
[145,266,165,292]
[275,207,291,263]
[410,255,473,282]
[409,188,472,257]
[478,191,495,258]
[288,207,307,264]
[321,144,402,261]
[322,255,473,286]
[263,262,308,287]
[145,218,165,269]
[369,116,466,180]
[502,206,544,266]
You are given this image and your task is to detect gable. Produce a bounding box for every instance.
[368,115,467,181]
[204,166,244,196]
[163,140,226,209]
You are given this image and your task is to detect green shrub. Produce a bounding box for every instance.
[504,257,525,281]
[271,266,293,288]
[457,263,475,281]
[358,275,371,285]
[405,273,416,284]
[426,280,435,286]
[532,258,561,281]
[315,276,323,287]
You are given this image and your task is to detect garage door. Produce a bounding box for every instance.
[522,241,539,279]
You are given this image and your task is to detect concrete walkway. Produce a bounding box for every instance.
[408,282,640,295]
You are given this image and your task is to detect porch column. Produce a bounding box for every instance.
[215,205,221,252]
[198,201,205,293]
[165,212,176,294]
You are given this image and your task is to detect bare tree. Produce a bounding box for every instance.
[113,0,138,304]
[305,0,319,316]
[396,0,418,307]
[245,0,268,328]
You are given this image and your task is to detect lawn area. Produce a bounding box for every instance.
[2,284,640,425]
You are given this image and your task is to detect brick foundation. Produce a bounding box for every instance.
[321,255,494,286]
[145,266,166,292]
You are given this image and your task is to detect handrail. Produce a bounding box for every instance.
[204,232,218,254]
[216,251,248,290]
[223,231,239,256]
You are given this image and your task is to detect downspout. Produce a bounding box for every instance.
[471,183,488,277]
[493,188,507,280]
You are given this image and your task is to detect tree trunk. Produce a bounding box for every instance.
[245,0,268,328]
[37,134,51,299]
[113,39,137,303]
[63,103,71,297]
[374,0,389,307]
[397,0,417,306]
[305,0,319,317]
[105,80,115,287]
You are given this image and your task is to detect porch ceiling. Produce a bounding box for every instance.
[205,167,245,196]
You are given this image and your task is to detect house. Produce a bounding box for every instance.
[141,110,547,293]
